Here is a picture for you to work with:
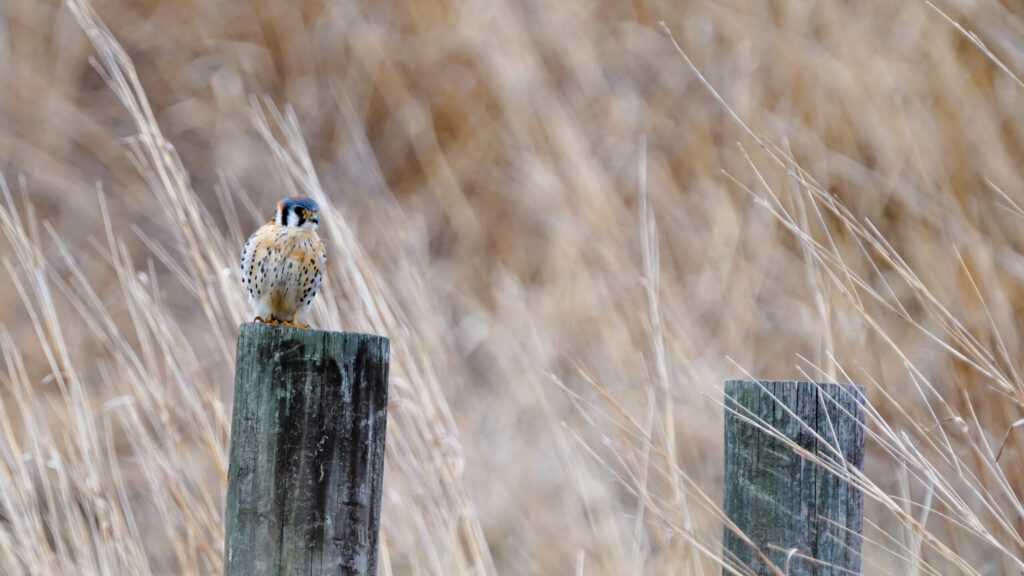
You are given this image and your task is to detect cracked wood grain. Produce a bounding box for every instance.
[723,380,865,576]
[225,323,390,576]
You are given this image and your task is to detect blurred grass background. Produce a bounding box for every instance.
[2,0,1024,573]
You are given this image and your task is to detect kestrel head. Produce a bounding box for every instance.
[275,196,320,230]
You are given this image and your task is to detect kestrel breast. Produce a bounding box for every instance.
[241,223,325,320]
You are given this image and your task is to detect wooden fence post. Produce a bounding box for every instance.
[224,323,390,576]
[722,380,865,576]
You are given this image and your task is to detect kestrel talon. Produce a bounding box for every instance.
[240,196,326,328]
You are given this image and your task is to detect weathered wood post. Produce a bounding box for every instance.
[224,323,390,576]
[723,380,865,576]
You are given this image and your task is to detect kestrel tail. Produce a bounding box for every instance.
[240,196,326,328]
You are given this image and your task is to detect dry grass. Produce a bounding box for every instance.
[1,0,1024,573]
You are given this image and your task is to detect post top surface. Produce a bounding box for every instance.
[724,379,866,395]
[238,321,389,344]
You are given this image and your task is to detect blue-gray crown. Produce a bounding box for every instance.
[280,196,319,213]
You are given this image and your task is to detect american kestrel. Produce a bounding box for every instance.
[240,196,326,328]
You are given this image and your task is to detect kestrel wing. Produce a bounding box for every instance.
[307,236,327,305]
[240,223,274,294]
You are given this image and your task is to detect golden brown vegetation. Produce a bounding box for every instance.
[1,0,1024,573]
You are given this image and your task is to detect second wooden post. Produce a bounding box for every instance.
[722,380,866,576]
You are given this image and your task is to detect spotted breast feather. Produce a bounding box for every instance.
[240,221,326,326]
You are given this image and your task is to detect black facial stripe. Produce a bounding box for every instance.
[281,205,305,227]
